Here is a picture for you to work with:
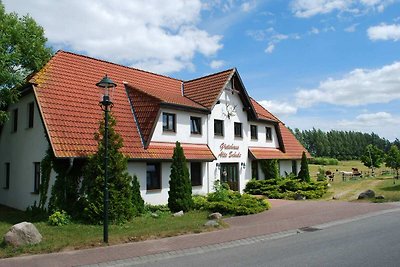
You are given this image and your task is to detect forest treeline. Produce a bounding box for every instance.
[291,128,400,160]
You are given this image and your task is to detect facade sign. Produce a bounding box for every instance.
[218,142,241,158]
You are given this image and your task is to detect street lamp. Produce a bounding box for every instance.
[96,74,116,243]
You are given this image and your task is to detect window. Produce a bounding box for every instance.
[292,160,297,175]
[250,125,258,140]
[214,119,224,136]
[266,127,272,141]
[28,102,34,128]
[251,161,259,180]
[190,116,201,134]
[162,113,176,132]
[4,163,10,189]
[234,122,242,138]
[147,163,161,190]
[33,162,40,194]
[191,162,202,186]
[12,109,18,133]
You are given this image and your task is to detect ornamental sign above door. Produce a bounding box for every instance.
[218,143,241,158]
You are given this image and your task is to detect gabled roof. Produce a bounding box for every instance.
[184,69,235,109]
[29,50,308,160]
[30,50,212,158]
[250,97,280,123]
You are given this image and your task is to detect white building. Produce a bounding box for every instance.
[0,51,309,210]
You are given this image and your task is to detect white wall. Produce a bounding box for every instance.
[0,92,50,210]
[127,161,208,205]
[151,108,207,144]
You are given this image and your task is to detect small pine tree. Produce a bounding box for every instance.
[298,151,310,183]
[80,113,134,224]
[261,159,279,180]
[168,141,193,212]
[132,175,144,216]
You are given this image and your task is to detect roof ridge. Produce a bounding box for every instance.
[250,97,282,123]
[57,50,183,82]
[184,68,235,83]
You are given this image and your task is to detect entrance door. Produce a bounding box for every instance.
[220,163,239,191]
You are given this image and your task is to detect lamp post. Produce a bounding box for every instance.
[96,74,116,243]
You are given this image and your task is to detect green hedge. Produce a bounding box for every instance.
[193,190,270,216]
[244,177,328,200]
[309,157,339,165]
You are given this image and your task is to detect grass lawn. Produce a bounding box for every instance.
[0,207,215,259]
[310,160,400,202]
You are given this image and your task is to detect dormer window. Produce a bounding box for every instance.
[250,125,258,140]
[162,112,176,132]
[190,116,201,134]
[266,127,272,141]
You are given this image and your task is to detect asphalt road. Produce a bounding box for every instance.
[125,210,400,267]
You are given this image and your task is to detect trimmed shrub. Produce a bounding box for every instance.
[48,210,71,226]
[309,157,339,165]
[193,182,270,216]
[132,175,145,216]
[244,177,328,200]
[168,141,193,212]
[298,152,310,183]
[317,167,326,181]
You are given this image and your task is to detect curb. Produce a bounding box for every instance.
[82,206,400,267]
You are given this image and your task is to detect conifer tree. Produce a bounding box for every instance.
[298,151,310,183]
[168,141,193,212]
[261,159,279,180]
[132,175,144,216]
[80,113,134,224]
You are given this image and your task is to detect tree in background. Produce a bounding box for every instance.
[385,145,400,180]
[168,141,193,212]
[0,3,52,124]
[80,114,134,224]
[260,159,279,180]
[291,128,392,160]
[361,144,384,176]
[297,152,310,183]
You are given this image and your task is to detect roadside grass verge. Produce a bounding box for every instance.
[0,207,212,259]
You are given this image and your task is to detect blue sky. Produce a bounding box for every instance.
[4,0,400,140]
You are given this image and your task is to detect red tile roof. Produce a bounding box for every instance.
[30,50,308,161]
[125,84,161,146]
[250,98,280,123]
[144,142,216,161]
[31,51,210,158]
[183,69,235,109]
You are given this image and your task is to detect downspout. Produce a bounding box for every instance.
[207,113,210,194]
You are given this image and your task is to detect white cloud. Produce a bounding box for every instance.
[265,44,275,53]
[264,32,298,54]
[258,100,298,116]
[285,112,399,141]
[210,60,225,69]
[290,0,394,18]
[337,112,399,140]
[241,1,256,12]
[367,23,400,41]
[344,23,359,32]
[296,61,400,107]
[355,111,393,123]
[3,0,223,74]
[309,27,320,34]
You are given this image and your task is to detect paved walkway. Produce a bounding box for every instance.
[1,200,399,267]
